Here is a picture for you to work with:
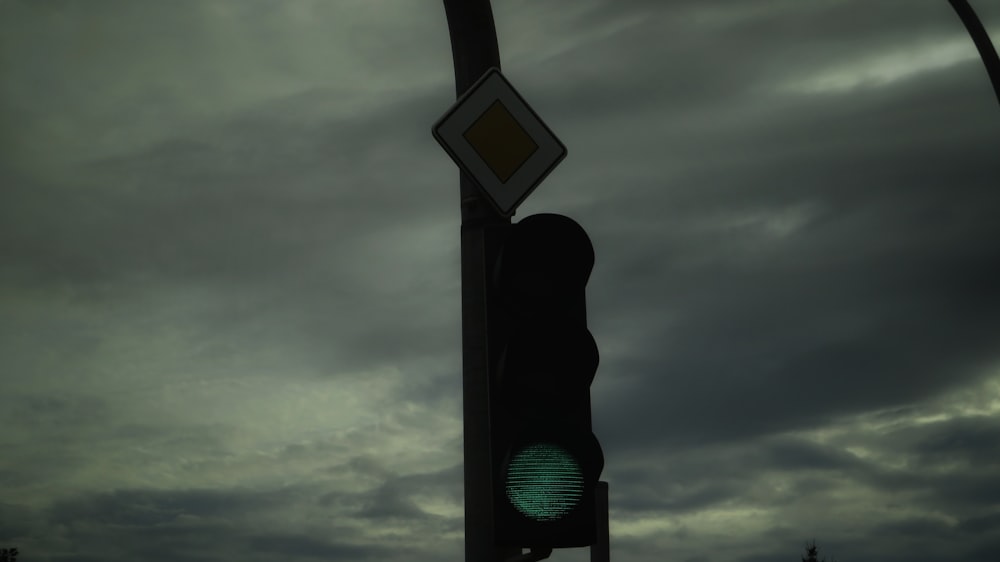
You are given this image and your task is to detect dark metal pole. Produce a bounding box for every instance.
[440,1,518,561]
[948,0,1000,107]
[590,482,610,562]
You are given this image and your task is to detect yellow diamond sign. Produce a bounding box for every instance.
[432,67,567,217]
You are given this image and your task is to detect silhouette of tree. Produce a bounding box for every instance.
[802,539,823,562]
[801,539,838,562]
[0,547,18,562]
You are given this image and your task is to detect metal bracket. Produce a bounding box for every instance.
[591,480,610,562]
[504,547,553,562]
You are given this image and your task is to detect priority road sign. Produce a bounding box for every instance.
[433,67,567,218]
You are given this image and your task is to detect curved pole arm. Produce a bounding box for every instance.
[949,0,1000,107]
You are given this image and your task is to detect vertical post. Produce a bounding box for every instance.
[441,1,519,561]
[591,481,610,562]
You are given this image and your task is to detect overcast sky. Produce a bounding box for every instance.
[2,1,1000,561]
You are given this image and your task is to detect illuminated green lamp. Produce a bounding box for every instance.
[505,442,585,521]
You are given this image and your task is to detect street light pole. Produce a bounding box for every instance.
[948,0,1000,107]
[440,1,520,561]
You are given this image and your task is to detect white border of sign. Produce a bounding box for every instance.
[432,67,567,217]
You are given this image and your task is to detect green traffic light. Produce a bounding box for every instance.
[505,443,585,521]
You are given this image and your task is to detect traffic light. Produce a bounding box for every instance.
[487,213,603,549]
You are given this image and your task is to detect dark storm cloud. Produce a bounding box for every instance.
[1,87,444,290]
[0,393,115,488]
[31,484,400,562]
[248,534,384,561]
[588,51,1000,454]
[3,1,1000,562]
[533,0,997,127]
[610,434,874,516]
[963,536,1000,562]
[45,487,289,527]
[355,480,434,521]
[578,0,980,50]
[959,512,1000,535]
[6,392,113,432]
[871,514,956,538]
[603,405,1000,558]
[617,480,744,514]
[910,414,1000,466]
[318,459,430,520]
[0,85,463,375]
[318,458,464,523]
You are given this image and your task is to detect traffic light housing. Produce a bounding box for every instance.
[487,213,603,549]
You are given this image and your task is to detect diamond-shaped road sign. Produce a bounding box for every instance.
[432,67,567,218]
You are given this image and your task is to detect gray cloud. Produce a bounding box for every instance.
[2,1,999,561]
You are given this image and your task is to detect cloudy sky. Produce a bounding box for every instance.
[2,1,1000,561]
